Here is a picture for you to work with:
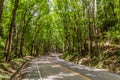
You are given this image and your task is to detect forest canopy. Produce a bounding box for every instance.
[0,0,120,73]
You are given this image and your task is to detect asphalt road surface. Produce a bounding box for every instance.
[16,54,120,80]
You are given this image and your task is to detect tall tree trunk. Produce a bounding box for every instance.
[87,0,92,58]
[0,0,4,24]
[118,0,120,30]
[19,10,27,57]
[30,44,33,56]
[14,25,19,57]
[93,0,98,55]
[103,2,108,32]
[19,35,24,57]
[4,0,19,61]
[14,10,27,57]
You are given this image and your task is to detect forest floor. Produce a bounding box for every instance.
[63,44,120,74]
[0,56,33,80]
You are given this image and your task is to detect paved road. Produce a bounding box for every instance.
[17,54,120,80]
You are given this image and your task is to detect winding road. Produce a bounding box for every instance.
[16,54,120,80]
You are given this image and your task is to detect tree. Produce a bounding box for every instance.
[0,0,119,73]
[4,0,19,61]
[86,0,92,58]
[0,0,4,24]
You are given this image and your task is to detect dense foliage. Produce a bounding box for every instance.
[0,0,120,72]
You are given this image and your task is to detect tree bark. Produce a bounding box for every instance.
[93,0,98,55]
[19,10,34,57]
[0,0,4,24]
[4,0,19,61]
[86,0,92,58]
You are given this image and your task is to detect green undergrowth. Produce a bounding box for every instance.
[0,56,33,80]
[62,51,78,60]
[62,46,120,74]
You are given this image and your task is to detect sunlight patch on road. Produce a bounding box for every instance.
[43,72,79,80]
[58,72,79,76]
[22,78,42,80]
[85,73,96,77]
[72,65,107,72]
[51,65,61,68]
[36,61,52,64]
